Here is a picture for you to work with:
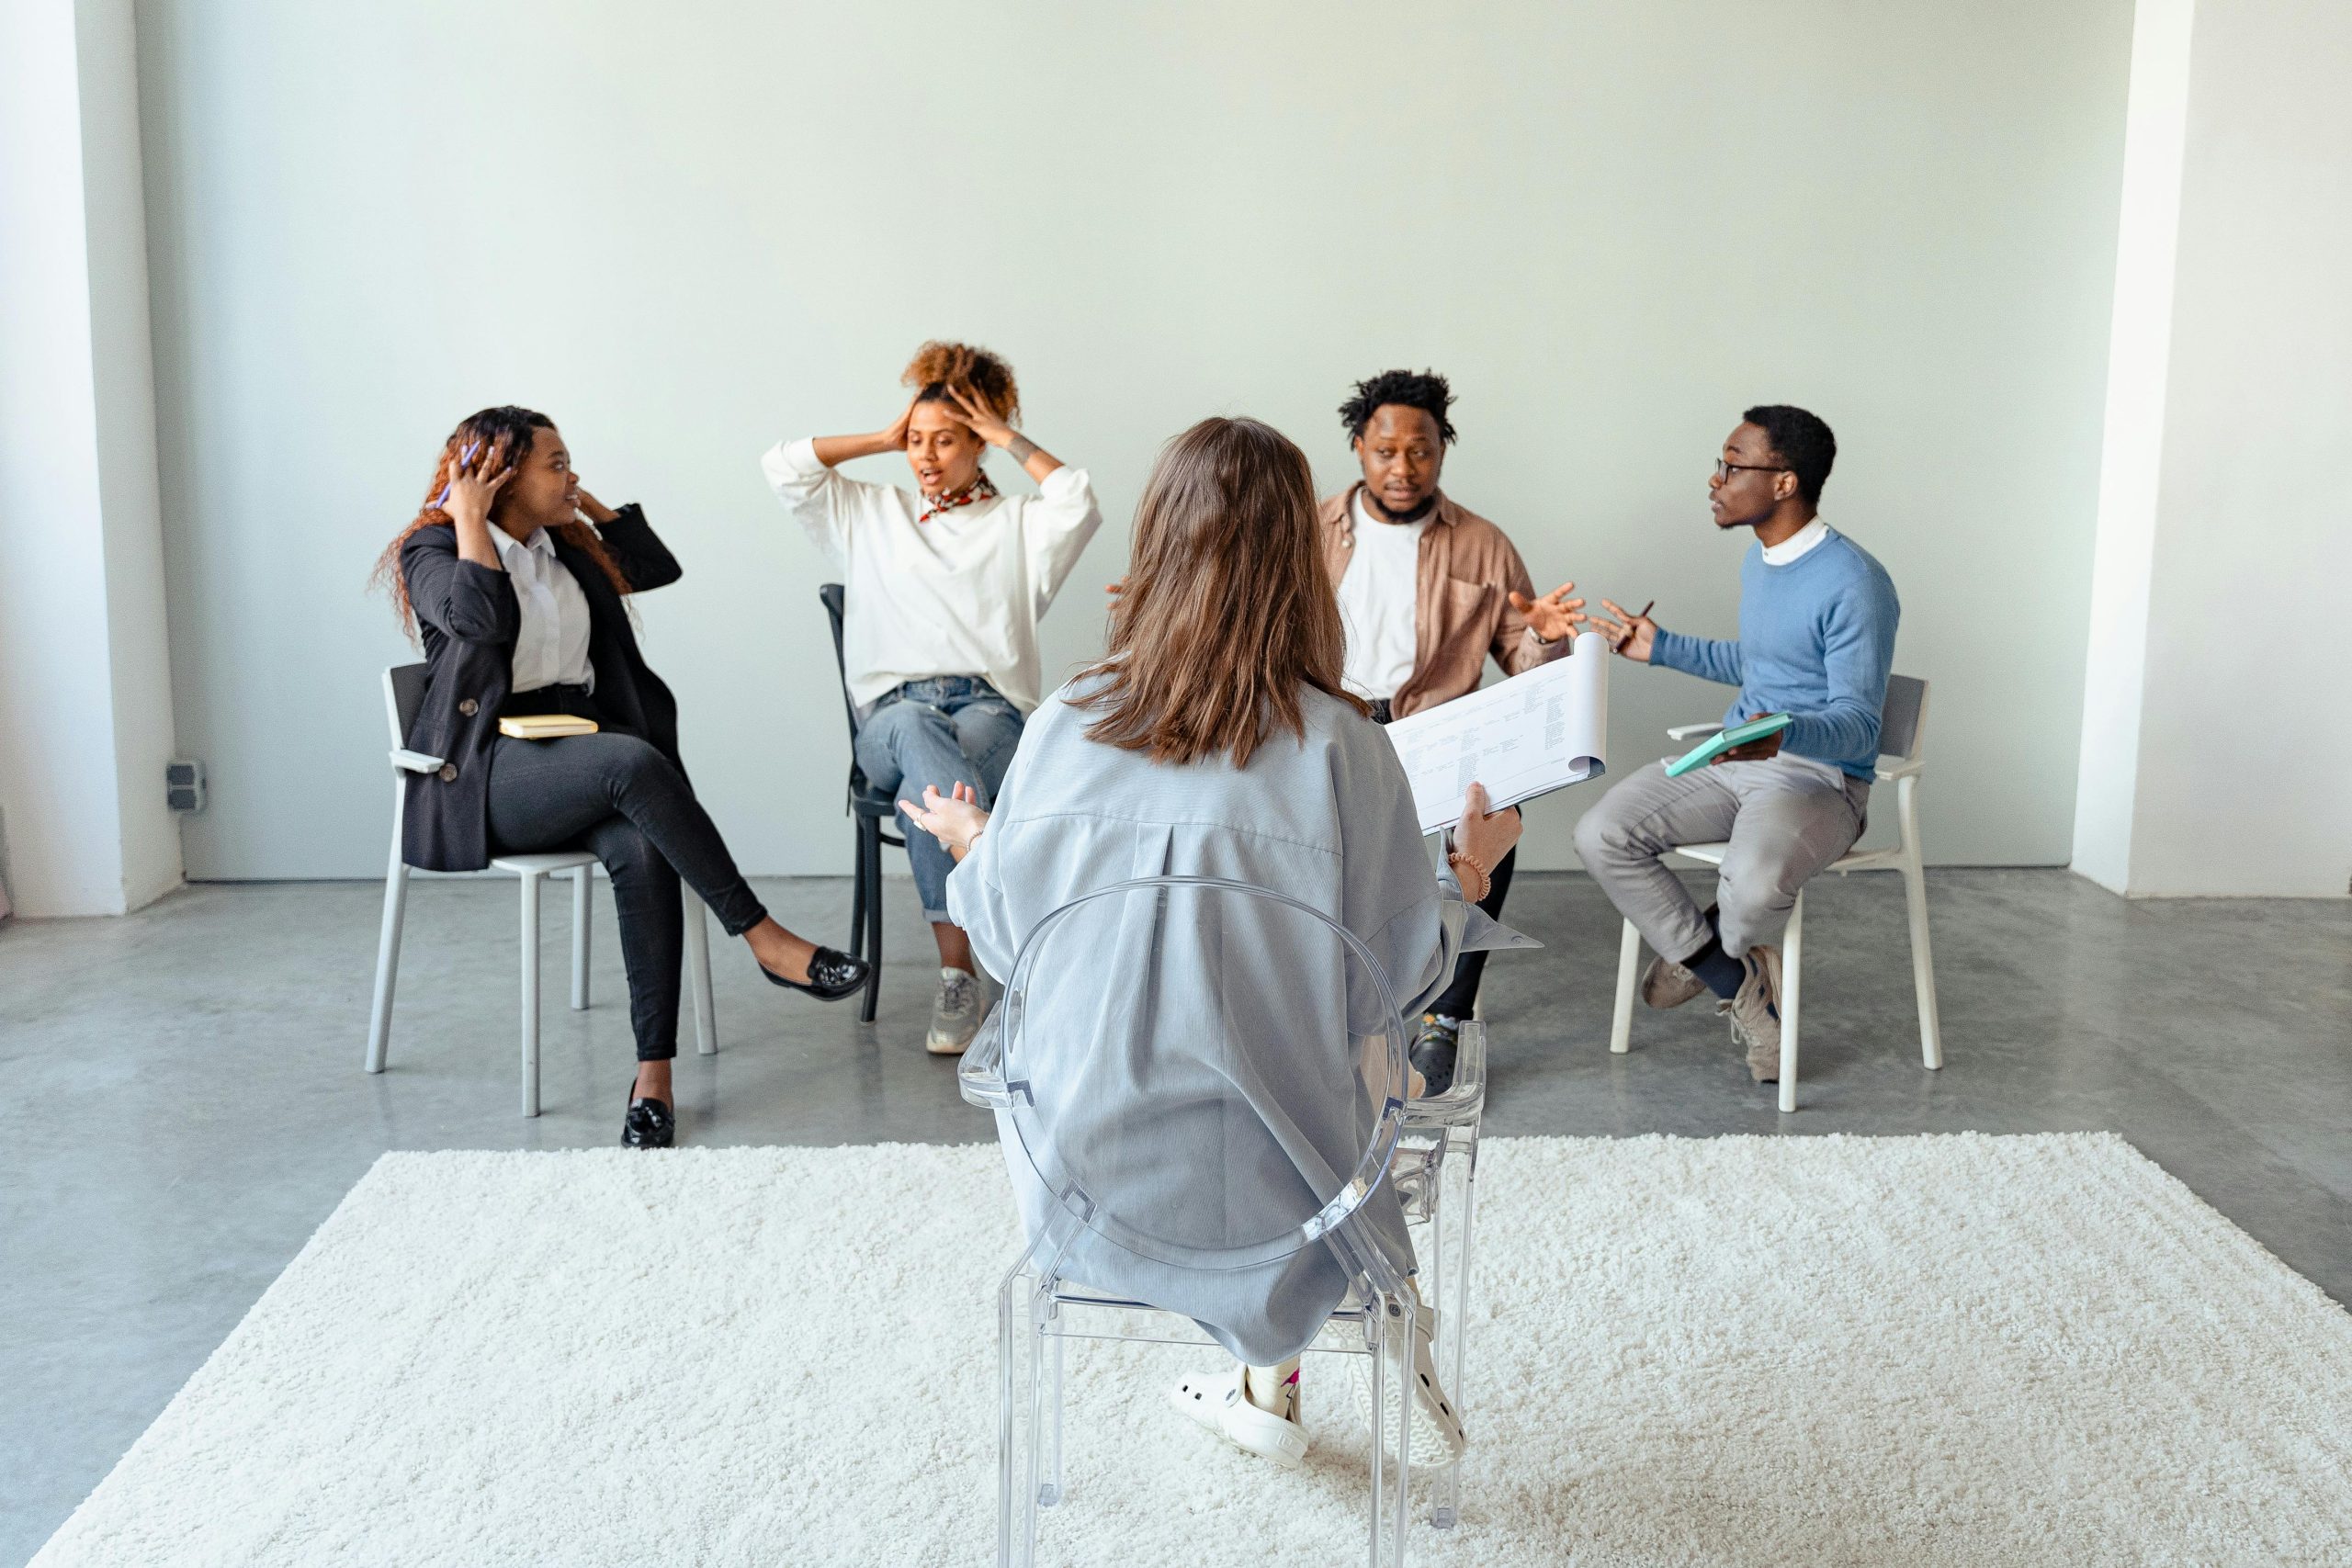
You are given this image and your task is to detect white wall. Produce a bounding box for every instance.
[135,0,2132,880]
[2073,0,2352,897]
[0,0,181,917]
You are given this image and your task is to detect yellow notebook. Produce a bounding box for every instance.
[497,714,599,740]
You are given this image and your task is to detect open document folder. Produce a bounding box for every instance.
[1384,630,1610,834]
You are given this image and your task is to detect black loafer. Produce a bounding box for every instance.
[622,1094,674,1149]
[763,945,870,1002]
[1410,1013,1461,1097]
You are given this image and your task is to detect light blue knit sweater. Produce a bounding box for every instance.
[1649,529,1900,779]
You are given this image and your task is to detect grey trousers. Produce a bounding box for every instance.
[1572,755,1870,961]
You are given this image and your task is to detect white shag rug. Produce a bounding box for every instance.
[33,1134,2352,1567]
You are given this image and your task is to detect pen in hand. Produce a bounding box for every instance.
[1615,600,1655,653]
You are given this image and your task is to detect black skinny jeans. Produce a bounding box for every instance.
[1368,697,1513,1021]
[486,712,767,1062]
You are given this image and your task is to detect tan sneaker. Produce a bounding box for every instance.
[1639,953,1709,1010]
[924,967,986,1055]
[1717,947,1783,1082]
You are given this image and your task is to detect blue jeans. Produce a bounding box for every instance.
[854,677,1025,923]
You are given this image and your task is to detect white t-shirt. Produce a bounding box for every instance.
[489,521,594,694]
[1336,491,1426,701]
[763,438,1102,713]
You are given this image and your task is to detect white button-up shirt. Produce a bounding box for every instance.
[488,522,594,694]
[1760,515,1831,566]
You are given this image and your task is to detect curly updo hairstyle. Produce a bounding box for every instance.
[902,340,1020,426]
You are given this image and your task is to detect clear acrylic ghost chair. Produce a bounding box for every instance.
[1394,1011,1487,1532]
[959,875,1457,1568]
[365,662,717,1115]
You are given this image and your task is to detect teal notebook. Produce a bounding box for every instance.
[1665,712,1793,776]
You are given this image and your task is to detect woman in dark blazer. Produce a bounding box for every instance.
[374,405,867,1147]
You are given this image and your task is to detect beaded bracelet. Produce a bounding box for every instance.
[1447,848,1491,904]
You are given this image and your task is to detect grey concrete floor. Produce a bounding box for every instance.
[3,868,2347,1563]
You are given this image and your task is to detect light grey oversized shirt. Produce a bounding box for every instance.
[946,675,1488,1364]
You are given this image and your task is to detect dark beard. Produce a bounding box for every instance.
[1364,490,1437,525]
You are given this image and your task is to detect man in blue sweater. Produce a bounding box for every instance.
[1580,405,1899,1083]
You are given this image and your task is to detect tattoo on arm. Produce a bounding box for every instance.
[1008,434,1039,465]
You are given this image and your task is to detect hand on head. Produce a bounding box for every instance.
[878,396,917,450]
[944,383,1014,448]
[441,442,509,525]
[1509,580,1586,643]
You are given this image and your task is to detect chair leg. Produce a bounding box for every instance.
[1898,775,1943,1070]
[570,865,593,1011]
[366,848,411,1075]
[1609,917,1640,1054]
[1040,1330,1066,1508]
[1430,1128,1479,1530]
[998,1260,1051,1567]
[1777,889,1804,1114]
[848,818,869,963]
[519,870,543,1118]
[685,890,718,1056]
[860,820,884,1025]
[1365,1291,1416,1568]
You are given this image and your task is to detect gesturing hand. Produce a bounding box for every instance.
[945,383,1016,449]
[898,781,991,861]
[443,443,509,526]
[572,487,619,525]
[1510,580,1587,644]
[1712,715,1786,766]
[1589,598,1659,662]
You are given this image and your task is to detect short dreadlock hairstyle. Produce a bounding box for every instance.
[1339,369,1457,446]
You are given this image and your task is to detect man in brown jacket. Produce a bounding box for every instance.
[1325,369,1585,1091]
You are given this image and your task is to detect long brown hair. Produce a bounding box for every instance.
[1072,417,1362,767]
[368,406,631,639]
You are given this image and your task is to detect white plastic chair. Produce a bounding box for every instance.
[1606,674,1941,1113]
[959,874,1475,1567]
[364,663,715,1115]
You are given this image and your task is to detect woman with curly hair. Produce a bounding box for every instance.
[763,342,1101,1055]
[376,406,870,1147]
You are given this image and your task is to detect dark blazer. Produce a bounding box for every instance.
[399,505,684,871]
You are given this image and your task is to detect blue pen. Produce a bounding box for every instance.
[433,441,483,509]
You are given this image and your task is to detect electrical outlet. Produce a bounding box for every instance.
[166,759,207,813]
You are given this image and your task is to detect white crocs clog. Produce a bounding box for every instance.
[1351,1308,1466,1466]
[1169,1367,1309,1469]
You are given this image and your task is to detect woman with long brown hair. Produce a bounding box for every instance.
[375,405,868,1148]
[899,416,1522,1471]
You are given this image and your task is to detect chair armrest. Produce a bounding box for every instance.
[1665,721,1724,741]
[390,749,446,773]
[1876,757,1925,782]
[956,1007,1021,1110]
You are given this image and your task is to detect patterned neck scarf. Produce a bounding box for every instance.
[917,469,1000,524]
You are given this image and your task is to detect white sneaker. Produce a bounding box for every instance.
[1351,1307,1466,1466]
[925,967,985,1055]
[1169,1367,1309,1469]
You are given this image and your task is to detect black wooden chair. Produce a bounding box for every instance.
[820,583,899,1022]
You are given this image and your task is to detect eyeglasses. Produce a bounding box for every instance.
[1714,459,1790,483]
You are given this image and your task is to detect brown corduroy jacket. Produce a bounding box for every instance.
[1318,483,1568,719]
